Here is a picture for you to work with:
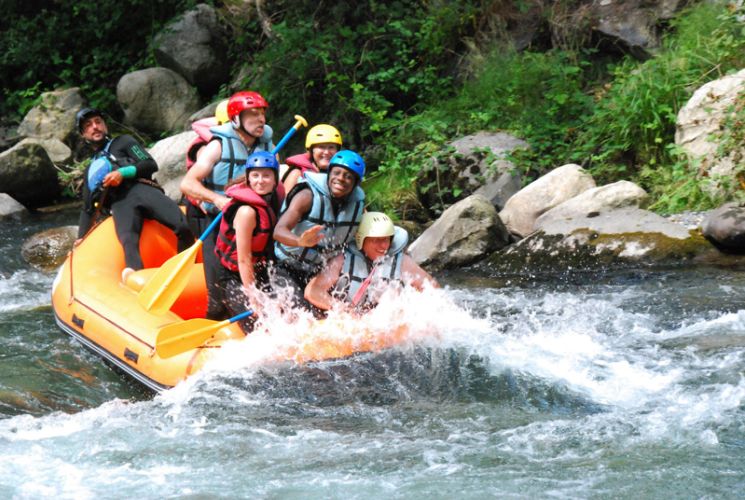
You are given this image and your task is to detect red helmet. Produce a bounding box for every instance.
[227,91,269,120]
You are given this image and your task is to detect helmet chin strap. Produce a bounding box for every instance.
[232,115,260,139]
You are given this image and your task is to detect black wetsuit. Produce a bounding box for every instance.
[78,135,193,270]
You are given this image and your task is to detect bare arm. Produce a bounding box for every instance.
[304,254,345,310]
[400,255,439,290]
[282,168,302,195]
[234,205,257,290]
[180,140,231,211]
[272,189,324,247]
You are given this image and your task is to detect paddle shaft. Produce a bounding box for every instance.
[271,115,307,155]
[228,310,254,323]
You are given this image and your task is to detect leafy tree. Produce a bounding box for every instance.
[0,0,199,119]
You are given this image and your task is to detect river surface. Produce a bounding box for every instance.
[1,209,744,498]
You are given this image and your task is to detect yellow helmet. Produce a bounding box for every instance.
[305,124,342,149]
[215,99,230,125]
[355,212,395,249]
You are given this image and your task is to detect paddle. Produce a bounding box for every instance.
[137,115,308,314]
[155,310,253,359]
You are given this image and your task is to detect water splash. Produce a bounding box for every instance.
[0,269,52,313]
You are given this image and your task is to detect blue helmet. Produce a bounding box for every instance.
[245,151,279,181]
[329,150,365,181]
[245,151,279,170]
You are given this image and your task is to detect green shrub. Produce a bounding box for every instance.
[235,1,479,150]
[577,1,745,188]
[0,0,199,119]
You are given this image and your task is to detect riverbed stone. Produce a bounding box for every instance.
[153,4,230,95]
[18,137,72,165]
[21,225,78,270]
[0,141,60,208]
[150,131,196,202]
[408,194,510,270]
[499,163,596,238]
[416,131,527,216]
[117,67,201,134]
[675,68,745,195]
[700,202,745,253]
[489,207,715,272]
[0,193,27,219]
[17,87,85,148]
[535,181,648,230]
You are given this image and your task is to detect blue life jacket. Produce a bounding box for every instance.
[334,226,408,306]
[275,171,365,270]
[201,123,274,214]
[87,140,115,191]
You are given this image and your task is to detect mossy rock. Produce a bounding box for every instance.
[486,228,728,274]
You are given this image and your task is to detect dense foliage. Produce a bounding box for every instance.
[364,1,745,215]
[227,1,481,147]
[2,1,744,215]
[0,0,199,120]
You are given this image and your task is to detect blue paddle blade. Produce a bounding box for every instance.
[87,157,112,191]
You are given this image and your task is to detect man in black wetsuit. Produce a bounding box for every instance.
[75,108,193,282]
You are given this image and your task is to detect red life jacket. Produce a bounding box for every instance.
[185,117,219,208]
[186,117,218,169]
[282,152,318,182]
[215,182,286,272]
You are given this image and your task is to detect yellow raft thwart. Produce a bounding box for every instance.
[51,217,413,392]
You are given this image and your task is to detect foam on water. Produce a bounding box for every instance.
[1,275,744,496]
[0,269,52,313]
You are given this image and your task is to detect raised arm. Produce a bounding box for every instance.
[272,189,324,247]
[304,254,345,310]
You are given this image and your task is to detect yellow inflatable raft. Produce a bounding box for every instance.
[51,217,413,392]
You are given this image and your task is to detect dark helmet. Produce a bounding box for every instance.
[75,108,104,133]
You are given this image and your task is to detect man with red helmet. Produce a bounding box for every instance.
[180,90,275,320]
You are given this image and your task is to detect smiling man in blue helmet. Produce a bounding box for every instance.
[273,149,366,312]
[75,108,193,283]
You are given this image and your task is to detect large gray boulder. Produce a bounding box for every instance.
[16,87,85,150]
[0,193,27,219]
[0,141,59,208]
[491,207,714,272]
[21,225,78,270]
[417,131,527,216]
[153,4,230,95]
[499,163,596,238]
[535,181,648,230]
[701,202,745,253]
[150,131,196,201]
[675,68,745,195]
[554,0,689,59]
[408,194,510,270]
[17,137,72,165]
[116,67,201,134]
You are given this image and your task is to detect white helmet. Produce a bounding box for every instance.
[356,212,395,249]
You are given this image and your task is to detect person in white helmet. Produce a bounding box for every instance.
[304,212,438,312]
